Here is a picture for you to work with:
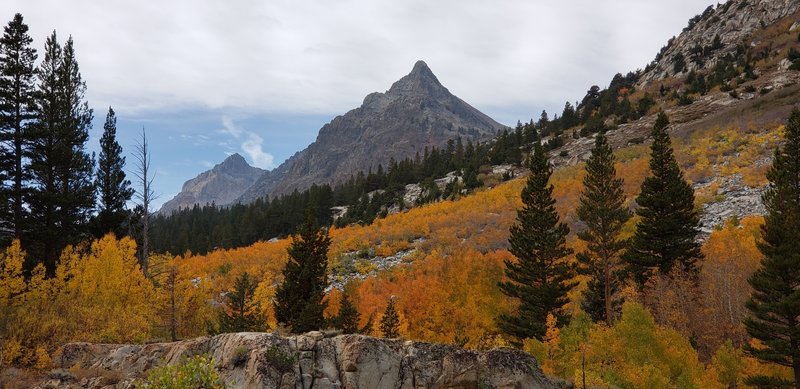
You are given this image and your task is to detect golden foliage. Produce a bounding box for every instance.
[0,240,26,305]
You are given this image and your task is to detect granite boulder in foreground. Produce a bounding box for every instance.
[40,332,556,388]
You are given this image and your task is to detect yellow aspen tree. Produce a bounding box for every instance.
[62,234,157,343]
[0,240,26,305]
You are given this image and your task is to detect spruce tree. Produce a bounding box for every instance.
[744,109,800,388]
[26,32,95,273]
[576,132,630,324]
[380,297,400,338]
[273,214,330,333]
[0,14,37,241]
[497,141,576,342]
[213,272,267,333]
[623,112,701,287]
[94,107,133,237]
[335,291,361,334]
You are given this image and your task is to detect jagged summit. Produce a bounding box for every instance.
[238,60,504,202]
[218,152,249,170]
[159,152,265,214]
[408,60,440,84]
[385,60,447,99]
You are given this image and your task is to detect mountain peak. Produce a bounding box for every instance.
[218,153,249,171]
[386,60,445,97]
[239,60,503,202]
[411,60,433,76]
[159,152,265,214]
[407,60,440,84]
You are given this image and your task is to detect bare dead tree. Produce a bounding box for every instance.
[133,127,155,277]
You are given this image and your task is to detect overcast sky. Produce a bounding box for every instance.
[4,0,712,208]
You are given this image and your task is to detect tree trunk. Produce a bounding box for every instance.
[604,255,612,324]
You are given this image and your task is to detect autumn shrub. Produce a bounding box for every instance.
[142,354,221,389]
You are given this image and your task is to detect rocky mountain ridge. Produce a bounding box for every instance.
[238,60,504,203]
[37,332,555,389]
[639,0,800,84]
[159,153,265,215]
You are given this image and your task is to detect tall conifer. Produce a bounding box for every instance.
[498,141,576,342]
[26,32,94,273]
[0,14,37,241]
[94,107,133,237]
[273,214,330,333]
[623,112,701,287]
[213,272,267,333]
[744,109,800,388]
[380,297,400,338]
[576,132,630,323]
[334,290,361,334]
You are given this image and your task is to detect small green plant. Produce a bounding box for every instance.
[230,347,249,368]
[264,345,295,373]
[142,354,222,388]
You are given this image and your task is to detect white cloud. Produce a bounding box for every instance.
[8,0,712,122]
[219,116,275,169]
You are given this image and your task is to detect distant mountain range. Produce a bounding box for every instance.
[161,60,505,212]
[159,153,264,214]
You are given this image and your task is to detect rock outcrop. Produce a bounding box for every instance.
[159,153,265,215]
[639,0,800,84]
[41,333,555,389]
[238,60,504,203]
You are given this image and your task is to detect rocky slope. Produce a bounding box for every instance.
[639,0,800,84]
[159,153,265,215]
[39,332,555,389]
[238,60,504,203]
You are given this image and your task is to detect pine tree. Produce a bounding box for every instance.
[94,107,133,237]
[273,214,330,333]
[497,141,576,342]
[623,112,701,287]
[744,109,800,388]
[576,132,630,323]
[334,291,360,334]
[380,297,400,338]
[26,32,95,273]
[0,14,37,241]
[213,272,267,333]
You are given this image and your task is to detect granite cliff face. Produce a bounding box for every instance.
[238,60,504,203]
[41,332,555,389]
[159,153,265,215]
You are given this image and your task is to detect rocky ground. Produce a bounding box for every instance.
[33,332,556,389]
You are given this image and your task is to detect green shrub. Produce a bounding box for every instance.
[231,347,249,368]
[264,345,295,373]
[142,354,222,389]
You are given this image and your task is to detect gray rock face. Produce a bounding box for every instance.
[159,153,265,215]
[238,60,504,203]
[696,173,768,240]
[639,0,800,85]
[44,333,555,389]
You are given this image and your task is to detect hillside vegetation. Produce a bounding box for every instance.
[2,117,795,387]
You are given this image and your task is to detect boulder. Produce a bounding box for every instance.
[40,333,556,389]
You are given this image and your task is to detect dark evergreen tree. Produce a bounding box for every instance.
[623,112,701,287]
[94,107,133,237]
[273,214,330,333]
[26,32,95,273]
[212,272,267,333]
[334,291,360,334]
[576,132,630,324]
[0,14,37,241]
[497,141,576,342]
[379,297,400,338]
[744,109,800,388]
